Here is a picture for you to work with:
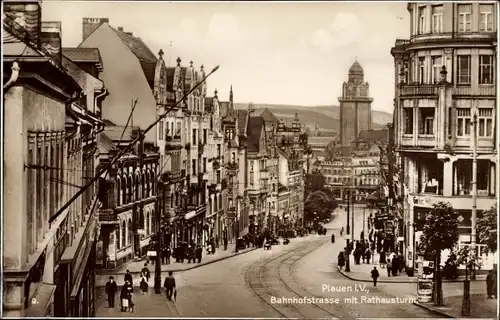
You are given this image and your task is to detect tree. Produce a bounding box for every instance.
[455,245,482,276]
[478,205,497,253]
[305,170,326,197]
[418,202,459,306]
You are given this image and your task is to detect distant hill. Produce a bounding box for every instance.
[233,103,393,132]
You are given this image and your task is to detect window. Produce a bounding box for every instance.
[458,4,472,32]
[419,108,435,135]
[418,57,425,83]
[457,108,471,137]
[431,5,443,33]
[431,56,442,84]
[479,4,494,32]
[403,108,414,134]
[27,148,34,253]
[127,219,133,246]
[203,157,207,172]
[203,129,207,144]
[418,6,426,34]
[216,171,221,183]
[217,144,221,158]
[478,108,493,137]
[457,55,471,85]
[192,159,196,175]
[479,55,494,84]
[159,121,163,140]
[176,121,182,136]
[192,129,197,145]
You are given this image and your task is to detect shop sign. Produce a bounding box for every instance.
[147,251,157,257]
[417,278,433,303]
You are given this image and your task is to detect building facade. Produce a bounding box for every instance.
[96,127,159,268]
[338,61,374,147]
[3,3,104,316]
[391,2,497,267]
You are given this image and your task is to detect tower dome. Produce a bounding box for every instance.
[349,61,364,75]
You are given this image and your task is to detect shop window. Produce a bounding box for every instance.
[418,108,435,135]
[454,160,472,195]
[417,157,443,195]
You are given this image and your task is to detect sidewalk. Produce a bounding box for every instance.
[98,242,252,275]
[96,243,256,286]
[338,254,486,283]
[96,288,180,317]
[414,294,497,319]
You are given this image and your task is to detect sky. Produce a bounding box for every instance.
[41,1,410,113]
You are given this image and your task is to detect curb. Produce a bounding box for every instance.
[97,247,258,276]
[412,302,454,318]
[337,267,486,284]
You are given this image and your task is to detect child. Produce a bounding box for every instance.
[140,276,148,295]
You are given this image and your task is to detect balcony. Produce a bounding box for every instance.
[409,193,496,211]
[226,162,238,174]
[400,84,438,97]
[453,85,495,97]
[227,206,236,218]
[99,208,117,224]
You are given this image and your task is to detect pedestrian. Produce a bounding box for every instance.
[387,259,392,277]
[338,252,345,270]
[224,237,228,250]
[163,271,176,300]
[124,270,133,286]
[141,263,150,282]
[195,245,202,263]
[166,246,171,264]
[120,281,131,312]
[140,276,148,295]
[365,248,372,264]
[340,227,344,236]
[127,284,134,312]
[371,266,379,287]
[105,276,118,308]
[331,233,335,243]
[486,269,497,299]
[380,251,386,268]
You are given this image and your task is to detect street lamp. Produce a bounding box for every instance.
[345,191,351,272]
[471,111,478,280]
[154,181,165,294]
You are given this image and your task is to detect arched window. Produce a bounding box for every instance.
[151,209,155,233]
[116,178,122,206]
[145,212,149,235]
[122,175,127,205]
[219,197,222,210]
[135,173,140,200]
[214,195,218,211]
[121,220,126,248]
[128,176,133,203]
[146,171,150,197]
[208,198,212,215]
[150,171,155,195]
[128,218,133,246]
[141,173,145,199]
[139,209,144,234]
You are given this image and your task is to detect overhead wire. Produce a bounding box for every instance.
[49,64,220,224]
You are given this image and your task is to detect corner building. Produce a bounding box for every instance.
[391,2,497,268]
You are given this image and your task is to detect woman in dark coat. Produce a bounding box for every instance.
[338,252,345,270]
[486,269,497,299]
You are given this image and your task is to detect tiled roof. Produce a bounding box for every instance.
[97,132,116,154]
[111,27,158,87]
[254,108,279,124]
[357,129,388,143]
[166,67,175,91]
[104,125,140,142]
[62,47,101,63]
[237,110,248,135]
[247,116,265,153]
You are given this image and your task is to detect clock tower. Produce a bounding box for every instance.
[338,60,373,147]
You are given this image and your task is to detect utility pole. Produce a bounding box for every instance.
[471,111,478,280]
[346,190,351,272]
[154,181,164,293]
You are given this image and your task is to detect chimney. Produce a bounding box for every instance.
[117,26,123,31]
[3,2,42,45]
[82,17,109,42]
[41,21,62,63]
[125,32,133,36]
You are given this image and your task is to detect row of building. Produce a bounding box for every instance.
[2,2,305,317]
[388,2,497,268]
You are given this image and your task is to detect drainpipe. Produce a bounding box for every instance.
[94,88,107,114]
[3,62,20,92]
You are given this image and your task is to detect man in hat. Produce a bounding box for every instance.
[105,276,118,308]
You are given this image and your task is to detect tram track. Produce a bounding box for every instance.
[244,238,343,319]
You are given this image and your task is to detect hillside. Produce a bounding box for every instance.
[233,103,393,132]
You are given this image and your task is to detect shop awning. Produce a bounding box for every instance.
[25,283,56,317]
[184,210,196,220]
